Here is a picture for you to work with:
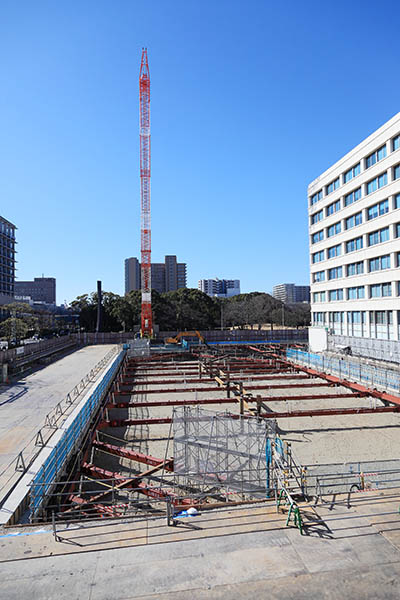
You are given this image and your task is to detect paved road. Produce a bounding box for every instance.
[0,345,117,477]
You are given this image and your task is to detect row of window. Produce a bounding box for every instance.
[309,135,400,206]
[311,190,400,227]
[311,224,400,263]
[313,310,395,324]
[313,281,395,302]
[312,253,400,282]
[310,167,400,226]
[310,198,395,244]
[0,223,15,238]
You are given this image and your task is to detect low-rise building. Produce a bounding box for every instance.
[14,277,56,305]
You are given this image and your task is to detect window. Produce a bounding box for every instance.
[369,255,391,272]
[344,187,361,206]
[394,194,400,210]
[326,199,341,216]
[395,223,400,238]
[393,135,400,152]
[343,163,360,183]
[397,252,400,268]
[327,244,341,259]
[347,286,365,300]
[329,289,344,301]
[312,230,324,244]
[313,291,326,302]
[347,261,364,277]
[327,222,341,237]
[345,212,362,229]
[366,172,387,194]
[368,227,390,246]
[326,178,340,195]
[313,270,325,282]
[370,283,392,298]
[394,164,400,181]
[312,250,324,263]
[310,190,323,206]
[365,145,387,168]
[313,312,326,325]
[311,210,323,225]
[328,266,343,280]
[367,199,389,220]
[345,236,363,253]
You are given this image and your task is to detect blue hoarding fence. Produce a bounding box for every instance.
[286,348,400,395]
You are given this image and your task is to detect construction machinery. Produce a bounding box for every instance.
[165,331,205,345]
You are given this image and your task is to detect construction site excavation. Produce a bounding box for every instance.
[12,340,400,536]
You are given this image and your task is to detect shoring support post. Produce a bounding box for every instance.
[166,498,176,527]
[256,395,261,421]
[52,511,60,543]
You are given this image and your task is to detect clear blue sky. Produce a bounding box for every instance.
[2,0,400,304]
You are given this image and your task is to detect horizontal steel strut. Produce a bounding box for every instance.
[92,439,173,469]
[117,382,335,395]
[107,392,365,409]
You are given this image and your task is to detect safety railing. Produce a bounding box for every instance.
[305,459,400,500]
[286,348,400,394]
[0,346,121,505]
[29,348,126,520]
[30,466,274,525]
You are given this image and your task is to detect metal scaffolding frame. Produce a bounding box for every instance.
[172,406,276,499]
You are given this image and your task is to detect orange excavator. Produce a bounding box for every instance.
[165,331,205,345]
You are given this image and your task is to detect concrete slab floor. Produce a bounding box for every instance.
[1,493,400,599]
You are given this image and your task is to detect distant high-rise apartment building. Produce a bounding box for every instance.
[308,112,400,343]
[0,216,16,301]
[124,258,140,295]
[272,284,310,304]
[125,255,187,294]
[198,278,240,298]
[14,277,56,305]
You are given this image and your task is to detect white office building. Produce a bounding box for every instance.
[309,113,400,350]
[198,278,240,298]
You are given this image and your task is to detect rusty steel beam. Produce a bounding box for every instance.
[92,439,173,470]
[259,405,400,419]
[100,418,173,427]
[101,404,400,426]
[80,462,196,507]
[117,382,334,395]
[121,374,305,385]
[279,360,400,408]
[107,392,365,410]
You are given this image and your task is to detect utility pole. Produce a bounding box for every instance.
[139,48,153,337]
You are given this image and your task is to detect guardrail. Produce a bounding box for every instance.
[0,336,78,366]
[286,348,400,395]
[0,346,120,505]
[29,347,126,520]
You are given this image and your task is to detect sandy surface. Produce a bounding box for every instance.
[95,358,400,477]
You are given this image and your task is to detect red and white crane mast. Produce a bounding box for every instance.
[139,48,153,337]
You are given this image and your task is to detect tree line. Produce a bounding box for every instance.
[70,289,310,332]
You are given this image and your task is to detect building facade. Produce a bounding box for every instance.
[0,216,16,301]
[124,258,140,295]
[272,284,310,304]
[125,255,187,294]
[309,112,400,342]
[14,277,56,305]
[198,278,240,298]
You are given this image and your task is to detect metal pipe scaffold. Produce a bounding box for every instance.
[139,48,153,337]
